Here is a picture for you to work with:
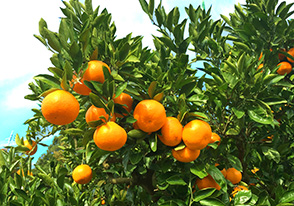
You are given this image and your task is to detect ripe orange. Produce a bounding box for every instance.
[85,105,116,124]
[182,120,212,150]
[277,61,292,75]
[133,99,167,133]
[72,164,92,184]
[41,90,80,125]
[83,60,111,83]
[23,140,37,155]
[226,168,242,184]
[221,168,227,178]
[172,147,200,163]
[17,169,33,176]
[72,75,91,95]
[113,92,133,117]
[158,117,183,147]
[93,122,127,151]
[209,132,221,144]
[287,48,294,63]
[196,175,221,190]
[231,185,248,197]
[278,48,286,60]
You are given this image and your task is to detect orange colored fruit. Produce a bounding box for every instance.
[278,48,286,60]
[258,52,263,61]
[83,60,111,83]
[277,61,292,75]
[17,169,33,176]
[226,168,242,184]
[196,175,221,190]
[85,105,116,125]
[41,90,80,125]
[182,120,212,150]
[210,132,221,145]
[231,185,248,197]
[133,99,167,133]
[113,92,133,117]
[158,117,183,147]
[72,75,91,95]
[23,140,37,155]
[72,164,92,184]
[221,168,227,178]
[287,48,294,63]
[257,63,264,71]
[93,122,127,151]
[172,147,200,163]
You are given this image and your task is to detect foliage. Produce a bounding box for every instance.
[2,0,294,205]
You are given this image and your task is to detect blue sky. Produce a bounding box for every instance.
[0,0,251,162]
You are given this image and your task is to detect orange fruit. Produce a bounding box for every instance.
[277,61,292,75]
[287,48,294,63]
[85,105,116,125]
[133,99,167,133]
[182,120,212,150]
[83,60,111,83]
[16,169,33,176]
[72,75,91,95]
[41,90,80,125]
[113,92,133,117]
[72,164,92,184]
[158,117,183,147]
[101,199,106,205]
[258,52,263,61]
[23,140,37,155]
[231,185,248,197]
[221,168,227,178]
[257,63,264,71]
[226,168,242,184]
[209,132,221,145]
[93,122,127,151]
[278,48,286,60]
[172,147,200,163]
[196,175,221,190]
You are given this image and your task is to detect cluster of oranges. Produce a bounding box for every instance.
[258,48,294,75]
[196,166,243,193]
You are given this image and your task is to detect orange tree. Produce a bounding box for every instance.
[1,0,294,205]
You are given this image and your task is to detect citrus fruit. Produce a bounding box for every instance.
[278,48,286,60]
[182,120,212,150]
[23,140,37,155]
[226,167,242,184]
[209,132,221,145]
[287,48,294,63]
[158,117,183,147]
[113,92,133,117]
[41,90,80,125]
[231,185,248,197]
[133,99,166,133]
[221,168,227,178]
[172,147,200,163]
[277,61,292,75]
[72,164,92,184]
[72,75,91,95]
[17,169,33,176]
[93,122,127,151]
[196,175,221,190]
[83,60,111,83]
[85,105,116,125]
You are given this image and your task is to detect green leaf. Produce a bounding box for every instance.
[129,151,143,165]
[262,146,280,163]
[85,0,93,14]
[15,134,22,146]
[139,0,149,14]
[166,175,186,186]
[247,100,273,125]
[148,81,157,98]
[127,129,147,139]
[232,107,245,119]
[194,189,216,202]
[199,198,226,206]
[0,150,6,166]
[89,92,109,113]
[61,128,84,135]
[39,18,48,37]
[43,28,61,52]
[149,133,157,152]
[207,165,227,192]
[34,74,60,88]
[118,43,130,61]
[227,154,243,171]
[148,0,154,15]
[234,190,252,204]
[279,190,294,203]
[190,163,207,178]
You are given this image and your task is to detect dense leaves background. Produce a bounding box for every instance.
[1,0,294,205]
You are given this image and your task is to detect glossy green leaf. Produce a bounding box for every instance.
[234,190,252,204]
[194,188,216,202]
[262,146,280,163]
[279,190,294,203]
[227,154,243,171]
[199,198,226,206]
[166,175,186,186]
[190,163,207,178]
[149,133,157,152]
